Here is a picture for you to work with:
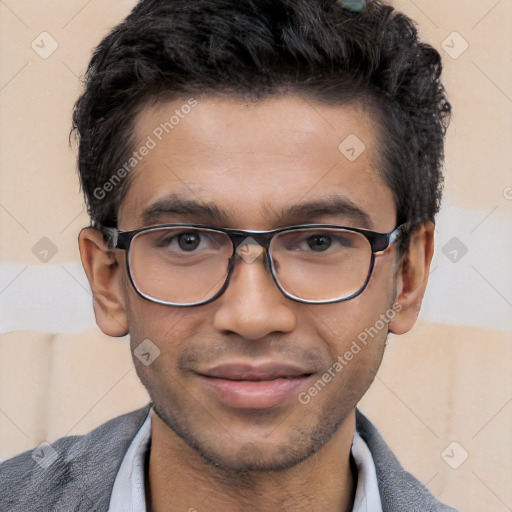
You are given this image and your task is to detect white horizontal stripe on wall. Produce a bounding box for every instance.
[0,262,95,334]
[420,204,512,332]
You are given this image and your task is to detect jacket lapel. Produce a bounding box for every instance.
[355,409,458,512]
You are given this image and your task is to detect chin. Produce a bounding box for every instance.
[153,399,347,473]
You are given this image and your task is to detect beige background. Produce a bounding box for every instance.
[1,1,511,511]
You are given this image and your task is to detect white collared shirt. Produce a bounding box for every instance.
[109,410,383,512]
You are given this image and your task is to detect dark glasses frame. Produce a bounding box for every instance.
[102,223,406,306]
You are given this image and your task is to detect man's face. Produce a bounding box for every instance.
[117,95,399,471]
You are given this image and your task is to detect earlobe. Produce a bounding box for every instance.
[78,227,129,337]
[389,222,435,335]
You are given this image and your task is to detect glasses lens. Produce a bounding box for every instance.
[270,228,372,302]
[129,227,232,304]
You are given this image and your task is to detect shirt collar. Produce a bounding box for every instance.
[109,409,152,511]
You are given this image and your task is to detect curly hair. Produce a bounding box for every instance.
[72,0,451,243]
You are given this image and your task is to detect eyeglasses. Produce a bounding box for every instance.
[103,223,405,306]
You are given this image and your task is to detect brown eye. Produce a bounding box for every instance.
[307,235,332,251]
[177,233,201,251]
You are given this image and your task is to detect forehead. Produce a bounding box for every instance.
[118,95,395,231]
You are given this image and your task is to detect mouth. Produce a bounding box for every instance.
[195,362,315,409]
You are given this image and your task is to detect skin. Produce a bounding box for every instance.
[79,95,434,512]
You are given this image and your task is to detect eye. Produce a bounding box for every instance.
[156,231,204,252]
[177,232,201,251]
[285,231,357,252]
[307,234,332,252]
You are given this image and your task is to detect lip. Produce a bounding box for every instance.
[200,362,314,381]
[195,361,315,409]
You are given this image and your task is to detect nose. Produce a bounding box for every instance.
[212,249,297,340]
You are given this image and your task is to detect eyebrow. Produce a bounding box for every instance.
[141,194,231,226]
[140,193,373,229]
[280,194,373,228]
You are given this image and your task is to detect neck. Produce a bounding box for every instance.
[146,409,357,512]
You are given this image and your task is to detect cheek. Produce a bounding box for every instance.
[307,257,397,357]
[120,258,203,348]
[126,301,202,400]
[124,290,202,365]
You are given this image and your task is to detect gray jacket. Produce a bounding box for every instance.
[0,404,458,511]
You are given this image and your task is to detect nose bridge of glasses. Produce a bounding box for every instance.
[229,232,271,266]
[229,230,272,245]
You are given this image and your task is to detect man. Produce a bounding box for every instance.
[0,0,457,510]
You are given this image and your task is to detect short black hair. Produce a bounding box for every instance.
[72,0,451,243]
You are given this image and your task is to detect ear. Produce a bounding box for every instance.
[389,222,435,335]
[78,227,129,337]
